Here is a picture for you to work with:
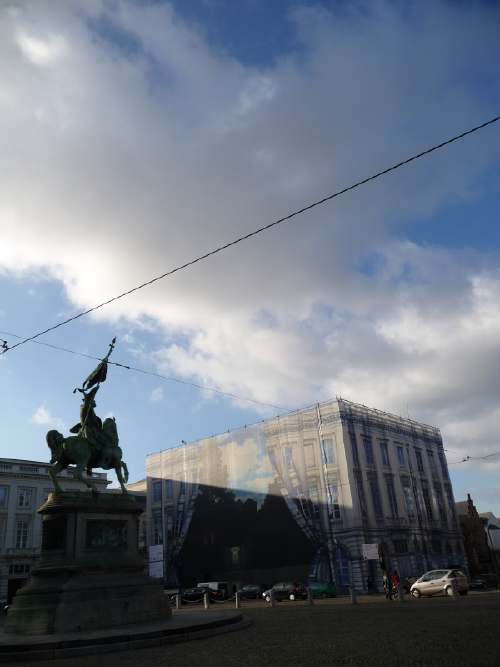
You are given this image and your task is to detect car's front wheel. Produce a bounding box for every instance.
[411,588,421,598]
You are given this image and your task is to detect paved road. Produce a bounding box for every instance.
[6,591,500,666]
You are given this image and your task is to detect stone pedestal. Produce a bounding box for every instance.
[5,492,170,635]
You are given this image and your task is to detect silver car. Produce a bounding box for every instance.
[410,569,469,598]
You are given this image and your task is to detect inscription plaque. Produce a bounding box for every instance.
[86,519,127,549]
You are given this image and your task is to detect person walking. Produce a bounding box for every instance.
[383,573,391,599]
[390,570,401,599]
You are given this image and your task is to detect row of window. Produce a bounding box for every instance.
[351,434,448,479]
[0,485,53,510]
[355,469,454,523]
[391,538,458,555]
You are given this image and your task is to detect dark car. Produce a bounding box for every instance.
[175,587,221,604]
[308,581,337,598]
[237,584,264,600]
[263,582,308,602]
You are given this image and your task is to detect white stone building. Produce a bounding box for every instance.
[146,398,465,592]
[0,458,108,602]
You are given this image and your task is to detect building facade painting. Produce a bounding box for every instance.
[146,398,466,592]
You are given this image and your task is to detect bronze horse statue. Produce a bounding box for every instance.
[47,417,129,493]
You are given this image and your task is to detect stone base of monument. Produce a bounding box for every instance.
[0,612,251,662]
[4,491,171,635]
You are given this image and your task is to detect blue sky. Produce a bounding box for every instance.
[1,0,500,512]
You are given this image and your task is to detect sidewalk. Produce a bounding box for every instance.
[23,591,500,667]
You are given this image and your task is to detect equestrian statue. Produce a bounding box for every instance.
[47,337,129,493]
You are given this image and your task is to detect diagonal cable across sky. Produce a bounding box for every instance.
[2,113,499,356]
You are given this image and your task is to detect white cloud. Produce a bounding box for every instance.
[16,32,67,66]
[150,386,164,403]
[2,0,500,468]
[31,405,65,431]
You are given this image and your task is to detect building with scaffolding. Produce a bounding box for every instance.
[145,398,465,592]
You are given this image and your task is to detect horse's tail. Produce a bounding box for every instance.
[121,461,129,485]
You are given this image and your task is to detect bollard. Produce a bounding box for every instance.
[398,584,405,602]
[270,589,276,608]
[175,593,180,610]
[235,591,240,609]
[349,565,357,605]
[449,579,459,600]
[203,591,209,609]
[307,587,314,606]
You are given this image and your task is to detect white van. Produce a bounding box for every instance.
[196,581,229,599]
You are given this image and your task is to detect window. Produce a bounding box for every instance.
[368,475,383,517]
[0,515,6,551]
[327,483,341,519]
[421,481,434,521]
[431,539,442,554]
[9,564,30,575]
[438,453,448,478]
[17,487,34,509]
[350,432,360,466]
[444,483,455,512]
[401,476,416,518]
[434,483,447,522]
[427,450,437,474]
[396,446,405,466]
[385,478,399,517]
[380,442,390,466]
[152,481,162,503]
[283,447,293,469]
[321,439,335,465]
[231,546,240,565]
[152,510,163,545]
[393,539,408,554]
[415,449,424,474]
[165,479,173,498]
[0,485,8,508]
[364,439,374,465]
[304,442,316,468]
[309,485,319,503]
[308,485,320,520]
[354,470,368,518]
[15,518,29,549]
[20,465,39,473]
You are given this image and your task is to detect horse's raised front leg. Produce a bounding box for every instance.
[49,462,65,494]
[115,462,128,494]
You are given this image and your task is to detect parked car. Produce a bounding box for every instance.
[470,578,487,590]
[262,582,308,602]
[308,581,337,598]
[410,569,469,598]
[175,587,220,604]
[237,584,265,600]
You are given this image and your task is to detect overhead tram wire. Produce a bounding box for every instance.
[448,452,500,465]
[0,329,289,414]
[2,113,500,356]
